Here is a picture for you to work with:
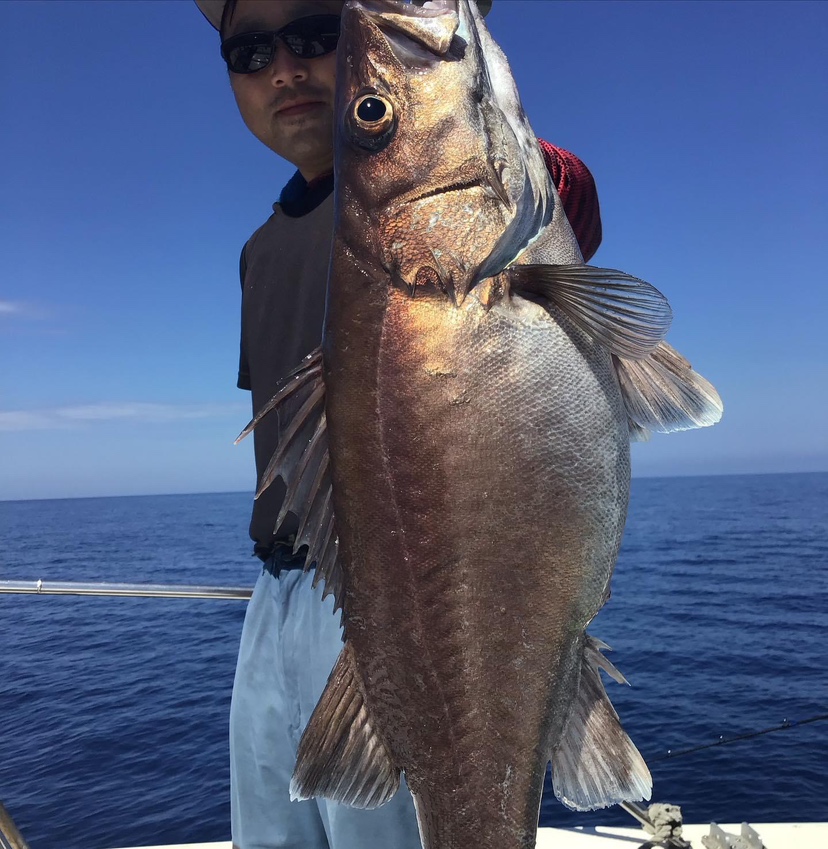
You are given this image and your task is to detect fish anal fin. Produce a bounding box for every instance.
[614,340,724,434]
[552,635,652,811]
[291,642,400,809]
[506,263,672,359]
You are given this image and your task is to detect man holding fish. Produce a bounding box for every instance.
[195,1,721,848]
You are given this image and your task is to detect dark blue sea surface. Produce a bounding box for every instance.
[1,474,827,848]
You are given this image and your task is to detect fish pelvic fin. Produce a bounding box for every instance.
[551,635,652,811]
[505,263,672,360]
[614,341,724,435]
[291,642,401,808]
[236,348,346,612]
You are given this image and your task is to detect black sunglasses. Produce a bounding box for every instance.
[221,15,341,74]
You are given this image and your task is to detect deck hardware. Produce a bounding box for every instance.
[622,801,692,848]
[702,822,765,849]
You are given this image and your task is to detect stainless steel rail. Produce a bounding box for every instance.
[0,580,252,600]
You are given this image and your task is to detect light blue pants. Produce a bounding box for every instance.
[230,567,422,849]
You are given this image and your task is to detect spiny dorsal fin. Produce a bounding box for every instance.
[235,349,323,444]
[291,642,400,809]
[506,263,672,359]
[614,341,723,433]
[236,348,346,612]
[551,635,652,811]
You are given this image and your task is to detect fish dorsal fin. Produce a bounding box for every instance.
[291,641,400,808]
[551,635,652,811]
[614,341,724,434]
[506,263,673,359]
[235,348,345,612]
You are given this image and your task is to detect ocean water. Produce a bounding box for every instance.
[1,473,826,848]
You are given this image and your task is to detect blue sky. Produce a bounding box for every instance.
[1,0,826,500]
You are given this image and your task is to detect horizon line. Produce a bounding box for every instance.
[2,468,827,505]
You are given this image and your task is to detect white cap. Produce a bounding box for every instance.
[194,0,493,33]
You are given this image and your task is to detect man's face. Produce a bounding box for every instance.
[225,0,343,179]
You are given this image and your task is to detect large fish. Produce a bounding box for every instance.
[240,1,722,846]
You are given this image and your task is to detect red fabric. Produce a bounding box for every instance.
[537,139,602,262]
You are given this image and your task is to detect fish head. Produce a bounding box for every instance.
[335,0,553,303]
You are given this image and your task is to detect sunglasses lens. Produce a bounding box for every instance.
[224,35,275,74]
[221,17,340,73]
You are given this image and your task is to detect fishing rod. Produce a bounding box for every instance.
[0,579,252,600]
[651,712,828,762]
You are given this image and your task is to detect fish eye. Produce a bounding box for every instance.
[356,96,387,124]
[353,94,394,132]
[348,92,396,150]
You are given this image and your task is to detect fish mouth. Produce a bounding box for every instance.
[406,179,485,204]
[400,166,511,209]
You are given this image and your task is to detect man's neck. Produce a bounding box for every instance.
[303,168,334,188]
[279,169,335,218]
[298,160,334,183]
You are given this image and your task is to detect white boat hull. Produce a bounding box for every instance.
[109,821,828,849]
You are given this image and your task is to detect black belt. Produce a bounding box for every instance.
[262,541,307,579]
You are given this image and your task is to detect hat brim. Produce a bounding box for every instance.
[194,0,225,31]
[195,0,493,32]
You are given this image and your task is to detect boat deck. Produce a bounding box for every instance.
[111,821,828,848]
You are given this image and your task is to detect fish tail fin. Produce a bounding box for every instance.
[551,635,652,811]
[291,642,401,809]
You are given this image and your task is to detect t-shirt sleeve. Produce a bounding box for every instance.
[237,243,252,391]
[537,139,603,263]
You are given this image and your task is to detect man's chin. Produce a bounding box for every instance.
[269,134,334,173]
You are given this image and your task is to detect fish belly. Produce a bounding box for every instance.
[324,281,629,849]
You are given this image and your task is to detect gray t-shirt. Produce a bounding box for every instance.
[238,179,333,559]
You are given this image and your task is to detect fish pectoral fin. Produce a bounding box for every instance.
[505,263,672,359]
[614,341,724,435]
[236,347,346,613]
[551,635,652,811]
[627,418,652,442]
[291,642,400,809]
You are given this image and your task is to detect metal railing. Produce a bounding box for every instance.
[0,579,252,600]
[0,577,250,848]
